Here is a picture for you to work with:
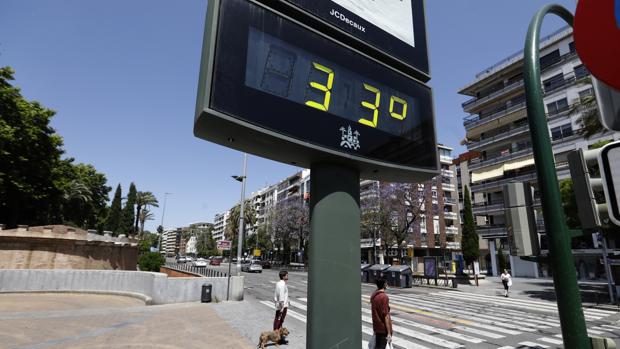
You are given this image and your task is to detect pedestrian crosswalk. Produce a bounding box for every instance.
[259,290,619,348]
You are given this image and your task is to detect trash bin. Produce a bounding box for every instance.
[386,265,412,288]
[367,264,391,284]
[361,264,371,283]
[201,283,212,303]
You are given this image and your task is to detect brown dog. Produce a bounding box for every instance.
[257,327,289,348]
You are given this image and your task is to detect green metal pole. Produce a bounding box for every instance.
[523,5,589,348]
[307,163,361,349]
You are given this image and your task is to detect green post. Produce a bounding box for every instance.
[523,5,590,348]
[307,163,361,349]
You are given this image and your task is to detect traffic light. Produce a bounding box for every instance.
[503,182,539,256]
[598,141,620,226]
[567,145,620,229]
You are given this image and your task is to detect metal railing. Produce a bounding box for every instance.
[463,79,525,111]
[464,100,527,129]
[468,146,533,172]
[467,124,530,150]
[412,275,456,288]
[165,262,228,277]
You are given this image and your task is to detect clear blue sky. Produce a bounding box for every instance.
[0,0,576,232]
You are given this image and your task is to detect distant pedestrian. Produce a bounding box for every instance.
[501,269,512,297]
[273,270,289,344]
[370,277,393,349]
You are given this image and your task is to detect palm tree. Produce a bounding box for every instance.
[569,76,606,139]
[135,191,159,232]
[138,208,155,235]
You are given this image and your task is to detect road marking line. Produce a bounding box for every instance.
[361,315,464,348]
[538,337,564,345]
[259,301,307,323]
[518,341,549,348]
[361,308,484,344]
[362,325,431,349]
[389,294,538,332]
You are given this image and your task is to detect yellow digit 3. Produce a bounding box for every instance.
[305,62,334,111]
[359,83,380,128]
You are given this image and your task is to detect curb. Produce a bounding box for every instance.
[0,290,153,305]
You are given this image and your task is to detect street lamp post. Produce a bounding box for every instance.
[157,192,172,253]
[232,153,248,276]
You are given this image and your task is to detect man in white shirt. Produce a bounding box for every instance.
[273,270,289,343]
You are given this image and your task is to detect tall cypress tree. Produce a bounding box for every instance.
[105,184,122,233]
[119,182,137,235]
[461,185,480,270]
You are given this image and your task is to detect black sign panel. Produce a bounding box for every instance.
[195,0,438,181]
[276,0,430,80]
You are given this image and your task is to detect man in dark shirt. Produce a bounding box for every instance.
[370,277,392,349]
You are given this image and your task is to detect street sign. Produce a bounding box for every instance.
[217,240,232,250]
[269,0,430,81]
[194,0,438,182]
[574,0,620,90]
[598,141,620,226]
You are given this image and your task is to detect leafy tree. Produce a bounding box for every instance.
[105,184,122,233]
[138,232,160,254]
[138,252,165,272]
[559,179,581,229]
[461,186,480,270]
[225,199,257,255]
[569,76,606,139]
[119,182,137,234]
[138,208,155,235]
[0,66,65,227]
[135,191,158,233]
[270,197,309,264]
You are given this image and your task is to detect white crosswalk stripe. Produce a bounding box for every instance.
[518,341,549,348]
[259,292,618,349]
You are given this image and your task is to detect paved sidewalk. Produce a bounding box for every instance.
[0,293,253,349]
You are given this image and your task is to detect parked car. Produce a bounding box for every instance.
[262,260,272,269]
[241,260,263,273]
[177,256,187,263]
[209,257,222,266]
[193,258,208,267]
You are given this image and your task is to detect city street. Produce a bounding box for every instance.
[213,266,620,349]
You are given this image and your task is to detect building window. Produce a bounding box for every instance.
[543,73,565,93]
[574,64,589,80]
[540,50,561,70]
[569,41,576,53]
[432,190,438,198]
[546,98,569,115]
[551,123,573,141]
[579,88,594,100]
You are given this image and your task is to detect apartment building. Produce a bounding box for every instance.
[359,145,462,270]
[459,27,619,277]
[212,211,229,242]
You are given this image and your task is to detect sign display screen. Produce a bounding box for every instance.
[195,0,438,180]
[280,0,429,78]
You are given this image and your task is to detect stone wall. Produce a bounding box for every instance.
[0,269,244,303]
[0,225,138,270]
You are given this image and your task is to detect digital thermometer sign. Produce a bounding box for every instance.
[194,0,438,181]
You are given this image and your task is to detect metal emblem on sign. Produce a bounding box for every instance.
[339,126,360,150]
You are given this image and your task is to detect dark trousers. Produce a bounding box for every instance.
[273,307,288,330]
[375,333,388,349]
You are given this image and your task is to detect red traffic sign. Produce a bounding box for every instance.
[598,141,620,226]
[574,0,620,90]
[216,240,232,250]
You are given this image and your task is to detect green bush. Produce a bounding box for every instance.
[138,252,165,272]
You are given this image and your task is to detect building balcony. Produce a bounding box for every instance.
[442,183,456,191]
[441,169,454,178]
[468,146,533,172]
[472,201,506,215]
[475,225,507,238]
[444,212,458,220]
[463,100,526,131]
[466,123,529,151]
[446,226,459,235]
[471,172,538,193]
[446,241,461,249]
[443,197,457,205]
[462,79,524,113]
[440,155,453,164]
